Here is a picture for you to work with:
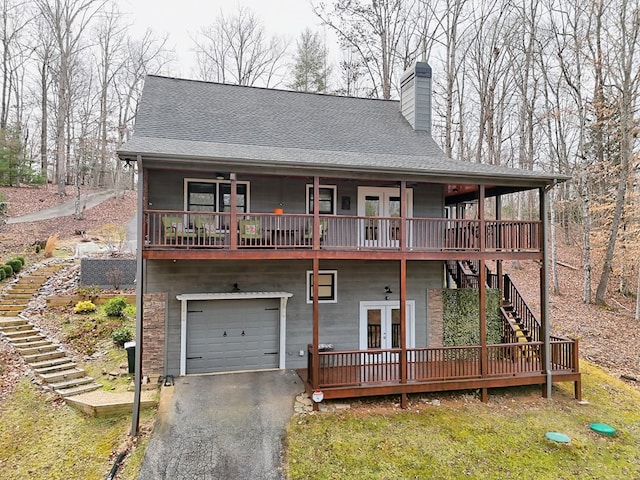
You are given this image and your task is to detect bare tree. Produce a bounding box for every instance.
[34,0,107,196]
[312,0,424,99]
[594,0,640,305]
[192,6,288,87]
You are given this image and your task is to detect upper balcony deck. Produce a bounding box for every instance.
[143,210,542,259]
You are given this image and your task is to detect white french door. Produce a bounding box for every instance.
[359,301,415,365]
[357,187,412,248]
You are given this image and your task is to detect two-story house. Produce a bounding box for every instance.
[118,62,580,421]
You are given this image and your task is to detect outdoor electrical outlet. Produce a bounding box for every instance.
[299,350,305,356]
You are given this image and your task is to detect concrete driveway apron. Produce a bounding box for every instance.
[138,370,302,480]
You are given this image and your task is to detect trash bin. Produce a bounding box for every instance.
[124,341,136,374]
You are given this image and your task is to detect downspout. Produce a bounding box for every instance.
[131,154,144,437]
[541,184,553,398]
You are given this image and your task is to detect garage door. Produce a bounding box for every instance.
[186,299,279,374]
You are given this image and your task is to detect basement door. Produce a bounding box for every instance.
[185,299,279,374]
[359,301,415,365]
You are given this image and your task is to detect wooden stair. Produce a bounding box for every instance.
[501,304,538,361]
[0,262,101,397]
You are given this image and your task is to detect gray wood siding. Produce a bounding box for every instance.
[401,77,416,129]
[413,75,432,132]
[147,170,444,219]
[145,258,444,375]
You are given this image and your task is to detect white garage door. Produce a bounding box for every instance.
[186,299,279,374]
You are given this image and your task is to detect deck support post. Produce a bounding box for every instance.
[479,185,487,380]
[131,154,144,437]
[540,186,552,399]
[480,388,488,403]
[312,176,321,410]
[496,195,504,299]
[400,182,408,408]
[230,173,238,250]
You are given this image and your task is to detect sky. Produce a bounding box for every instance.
[119,0,331,78]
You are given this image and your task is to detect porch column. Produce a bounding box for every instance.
[230,173,238,250]
[540,187,552,398]
[312,255,320,404]
[313,177,320,250]
[131,154,145,437]
[478,185,488,402]
[399,181,408,407]
[496,195,504,298]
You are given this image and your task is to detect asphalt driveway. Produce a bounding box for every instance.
[138,370,302,480]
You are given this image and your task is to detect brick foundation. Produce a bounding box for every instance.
[427,289,444,347]
[142,293,166,377]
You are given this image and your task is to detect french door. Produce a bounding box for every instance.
[359,301,415,366]
[357,187,412,248]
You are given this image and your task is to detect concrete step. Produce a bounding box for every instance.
[40,368,86,384]
[55,382,102,398]
[50,376,96,391]
[33,361,77,375]
[23,350,67,366]
[26,352,69,367]
[15,343,59,356]
[9,334,47,345]
[2,328,41,339]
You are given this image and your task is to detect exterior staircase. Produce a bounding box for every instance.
[0,262,102,397]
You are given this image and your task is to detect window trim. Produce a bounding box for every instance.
[306,270,338,304]
[305,184,337,215]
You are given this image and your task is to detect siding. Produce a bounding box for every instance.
[145,258,444,375]
[147,170,444,219]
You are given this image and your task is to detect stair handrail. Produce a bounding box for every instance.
[503,274,541,342]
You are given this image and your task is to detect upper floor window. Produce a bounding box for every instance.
[185,179,249,213]
[306,185,337,215]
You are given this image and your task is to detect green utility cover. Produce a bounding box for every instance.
[545,432,570,443]
[590,423,616,436]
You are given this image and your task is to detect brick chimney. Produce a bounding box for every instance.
[400,61,432,133]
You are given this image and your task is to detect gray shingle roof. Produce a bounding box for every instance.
[119,75,564,184]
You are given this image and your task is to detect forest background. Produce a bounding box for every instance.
[0,0,638,311]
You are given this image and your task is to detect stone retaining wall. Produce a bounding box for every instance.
[80,258,136,288]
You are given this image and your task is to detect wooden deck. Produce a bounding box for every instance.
[300,340,581,402]
[143,210,541,254]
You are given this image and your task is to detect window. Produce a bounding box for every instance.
[306,270,337,303]
[306,185,337,214]
[185,178,249,213]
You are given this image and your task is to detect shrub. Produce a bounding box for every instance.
[0,269,5,281]
[74,300,97,314]
[123,304,136,320]
[6,259,21,274]
[34,244,41,254]
[15,256,25,266]
[103,296,128,317]
[2,264,12,277]
[44,234,58,258]
[111,327,133,347]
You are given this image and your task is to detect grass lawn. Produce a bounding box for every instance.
[286,362,640,479]
[0,379,154,479]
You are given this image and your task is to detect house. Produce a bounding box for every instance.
[118,62,580,425]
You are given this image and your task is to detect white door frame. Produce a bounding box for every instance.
[358,300,415,350]
[176,291,292,376]
[357,186,413,248]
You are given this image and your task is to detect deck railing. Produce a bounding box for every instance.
[144,210,542,253]
[307,339,578,389]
